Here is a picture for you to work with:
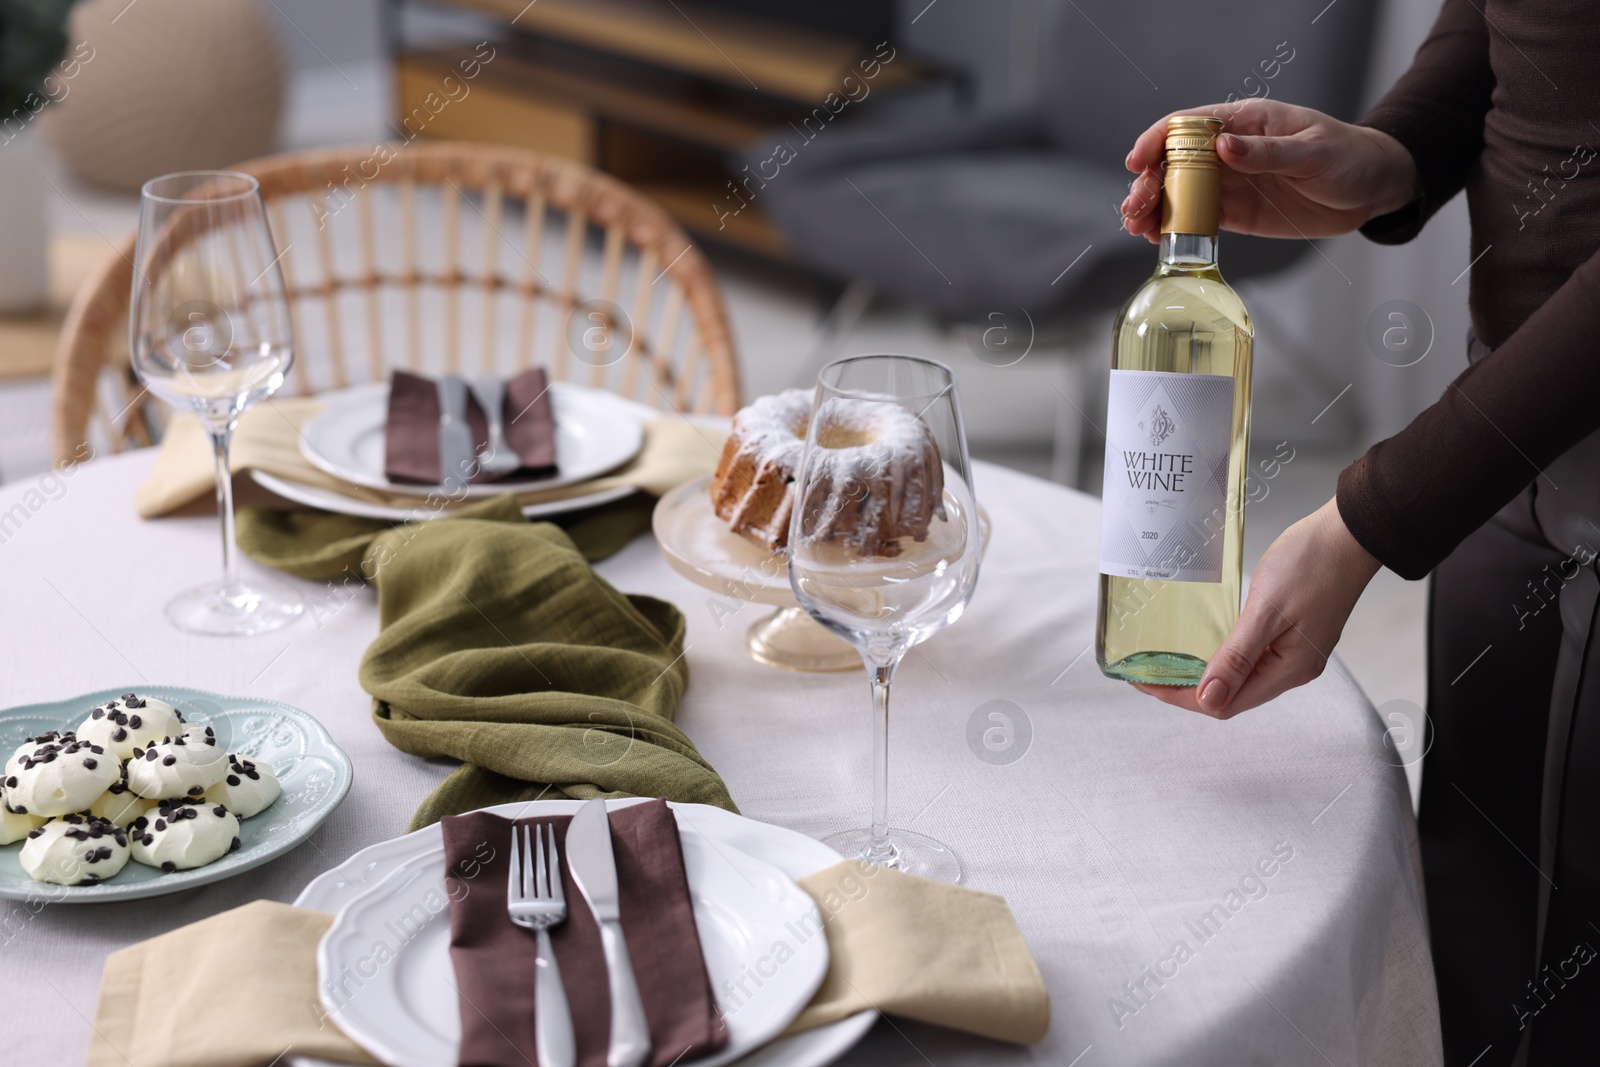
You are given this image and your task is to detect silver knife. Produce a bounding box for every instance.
[436,375,474,491]
[565,799,651,1067]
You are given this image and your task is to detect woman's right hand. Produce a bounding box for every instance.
[1120,99,1420,243]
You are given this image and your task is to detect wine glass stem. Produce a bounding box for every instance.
[209,422,242,598]
[867,660,897,865]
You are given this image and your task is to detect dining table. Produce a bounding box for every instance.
[1,446,1441,1067]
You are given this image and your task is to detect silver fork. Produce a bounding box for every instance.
[508,823,576,1067]
[470,376,521,477]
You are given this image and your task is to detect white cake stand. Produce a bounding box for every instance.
[653,475,860,671]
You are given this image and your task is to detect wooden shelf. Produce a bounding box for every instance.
[431,0,915,103]
[392,0,952,265]
[405,46,773,153]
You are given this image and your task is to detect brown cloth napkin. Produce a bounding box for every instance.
[385,368,557,485]
[442,802,725,1067]
[87,861,1049,1067]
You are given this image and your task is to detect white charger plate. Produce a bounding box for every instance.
[300,381,645,498]
[249,469,637,522]
[0,687,351,903]
[292,799,875,1067]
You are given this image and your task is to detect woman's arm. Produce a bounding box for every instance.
[1144,245,1600,717]
[1356,0,1494,244]
[1339,246,1600,578]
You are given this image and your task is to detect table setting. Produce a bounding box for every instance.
[2,169,1441,1067]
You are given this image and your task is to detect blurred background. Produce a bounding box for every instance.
[1,0,1461,798]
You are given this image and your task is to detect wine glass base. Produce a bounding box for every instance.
[747,606,860,672]
[822,827,964,884]
[165,578,305,636]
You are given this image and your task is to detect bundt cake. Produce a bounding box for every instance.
[711,389,946,556]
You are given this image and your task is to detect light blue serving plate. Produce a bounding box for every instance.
[0,686,352,903]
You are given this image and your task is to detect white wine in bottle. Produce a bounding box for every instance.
[1097,116,1254,686]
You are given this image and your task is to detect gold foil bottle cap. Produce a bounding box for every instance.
[1160,116,1224,235]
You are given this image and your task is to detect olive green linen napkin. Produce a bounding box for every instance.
[300,497,735,829]
[233,493,729,827]
[233,491,656,579]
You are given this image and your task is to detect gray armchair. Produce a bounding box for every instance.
[753,0,1380,326]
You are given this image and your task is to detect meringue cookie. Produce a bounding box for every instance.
[77,693,184,761]
[0,787,46,844]
[88,781,156,828]
[129,798,240,872]
[4,735,120,818]
[6,731,73,778]
[203,754,280,819]
[126,727,226,800]
[20,814,131,885]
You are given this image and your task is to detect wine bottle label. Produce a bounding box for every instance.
[1099,369,1236,583]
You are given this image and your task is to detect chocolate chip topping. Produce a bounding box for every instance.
[161,755,176,766]
[83,758,97,770]
[122,694,146,708]
[91,708,104,720]
[229,836,241,851]
[113,728,127,742]
[160,860,175,872]
[187,786,203,796]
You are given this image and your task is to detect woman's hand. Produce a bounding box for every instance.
[1133,498,1381,718]
[1120,99,1420,244]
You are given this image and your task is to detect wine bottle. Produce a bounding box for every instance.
[1096,116,1254,686]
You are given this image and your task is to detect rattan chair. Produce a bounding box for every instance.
[51,142,741,466]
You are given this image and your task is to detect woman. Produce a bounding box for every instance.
[1117,2,1600,1064]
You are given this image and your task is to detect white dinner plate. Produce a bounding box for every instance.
[0,687,351,903]
[292,799,875,1067]
[300,381,646,498]
[249,469,637,522]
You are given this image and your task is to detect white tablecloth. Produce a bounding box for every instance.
[0,451,1440,1067]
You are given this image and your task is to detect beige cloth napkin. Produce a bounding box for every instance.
[87,900,377,1067]
[87,864,1049,1067]
[135,398,725,519]
[787,862,1050,1043]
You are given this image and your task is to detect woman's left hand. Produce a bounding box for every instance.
[1133,497,1381,718]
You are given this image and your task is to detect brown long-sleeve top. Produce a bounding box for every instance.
[1337,0,1600,578]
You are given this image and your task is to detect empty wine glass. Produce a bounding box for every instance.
[131,171,304,635]
[787,354,982,883]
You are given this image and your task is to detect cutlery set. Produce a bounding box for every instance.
[436,375,522,489]
[510,798,652,1067]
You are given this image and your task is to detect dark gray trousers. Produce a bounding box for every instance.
[1424,335,1600,1066]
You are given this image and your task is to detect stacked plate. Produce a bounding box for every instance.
[254,382,652,521]
[290,799,875,1067]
